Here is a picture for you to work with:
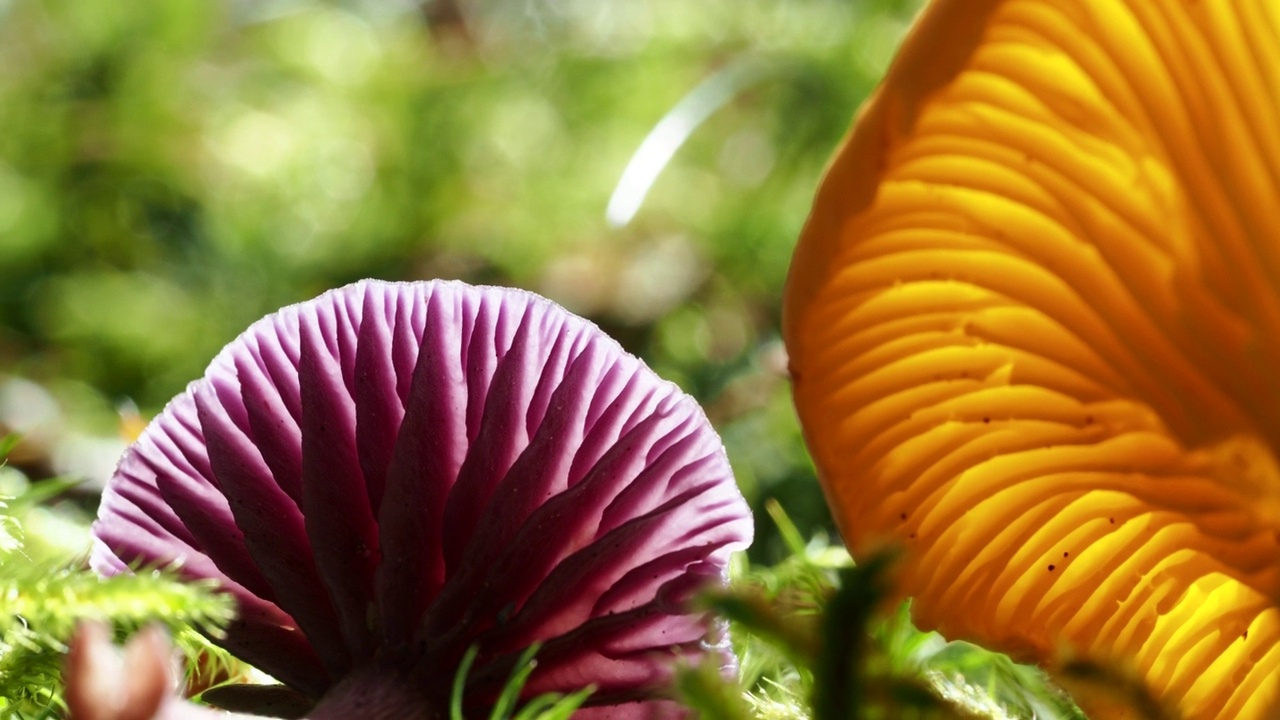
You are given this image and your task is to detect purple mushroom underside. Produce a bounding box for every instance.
[92,279,754,719]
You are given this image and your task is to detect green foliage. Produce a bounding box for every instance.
[0,440,241,717]
[683,502,1089,720]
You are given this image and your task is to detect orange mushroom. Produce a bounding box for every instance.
[784,1,1280,717]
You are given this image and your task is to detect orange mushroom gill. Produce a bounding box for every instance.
[784,1,1280,717]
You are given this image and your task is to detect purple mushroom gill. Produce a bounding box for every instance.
[90,279,754,719]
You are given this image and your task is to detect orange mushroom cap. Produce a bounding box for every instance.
[785,1,1280,716]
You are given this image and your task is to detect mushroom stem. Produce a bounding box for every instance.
[305,666,438,720]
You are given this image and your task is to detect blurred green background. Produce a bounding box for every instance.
[0,0,921,561]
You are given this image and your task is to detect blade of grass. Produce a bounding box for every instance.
[489,643,542,720]
[451,645,480,720]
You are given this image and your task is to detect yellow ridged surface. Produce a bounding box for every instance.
[785,0,1280,716]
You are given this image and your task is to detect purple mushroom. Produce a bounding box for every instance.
[90,280,753,719]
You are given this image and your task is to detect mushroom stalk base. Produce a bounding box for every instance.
[306,667,439,720]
